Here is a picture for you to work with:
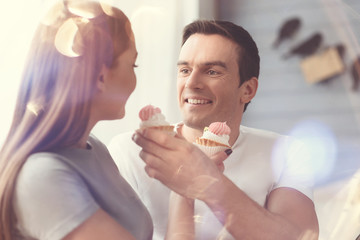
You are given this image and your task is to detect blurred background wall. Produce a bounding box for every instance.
[216,1,360,238]
[0,0,359,239]
[220,0,360,185]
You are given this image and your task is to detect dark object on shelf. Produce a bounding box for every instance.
[334,43,346,59]
[273,17,301,48]
[282,32,323,59]
[322,43,346,59]
[351,56,360,91]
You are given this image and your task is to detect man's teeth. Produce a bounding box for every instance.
[187,99,210,104]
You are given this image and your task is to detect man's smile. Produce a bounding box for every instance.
[185,98,212,105]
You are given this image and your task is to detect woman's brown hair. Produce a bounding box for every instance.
[0,1,132,238]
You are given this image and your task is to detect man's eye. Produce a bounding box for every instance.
[207,70,218,75]
[180,69,190,74]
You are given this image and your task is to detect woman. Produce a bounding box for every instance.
[0,1,152,239]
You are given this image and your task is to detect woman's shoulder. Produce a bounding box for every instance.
[15,152,99,240]
[88,133,106,149]
[18,152,77,187]
[26,152,71,169]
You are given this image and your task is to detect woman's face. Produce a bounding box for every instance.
[99,38,138,120]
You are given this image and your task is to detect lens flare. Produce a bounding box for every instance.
[55,18,82,57]
[287,120,338,184]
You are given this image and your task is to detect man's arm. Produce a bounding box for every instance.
[200,175,319,240]
[266,188,319,239]
[133,128,319,240]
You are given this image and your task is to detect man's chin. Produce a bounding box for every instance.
[183,118,210,130]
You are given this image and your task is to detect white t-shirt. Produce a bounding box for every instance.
[108,125,314,240]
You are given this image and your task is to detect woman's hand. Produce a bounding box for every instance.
[132,128,229,200]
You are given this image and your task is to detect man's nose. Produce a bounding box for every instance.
[185,71,203,89]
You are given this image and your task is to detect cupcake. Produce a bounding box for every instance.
[194,122,231,156]
[139,105,175,134]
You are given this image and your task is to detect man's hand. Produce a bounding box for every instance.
[132,128,228,199]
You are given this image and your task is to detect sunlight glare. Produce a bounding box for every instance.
[288,120,338,184]
[0,0,46,146]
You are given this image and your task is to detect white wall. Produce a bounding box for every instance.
[0,0,45,146]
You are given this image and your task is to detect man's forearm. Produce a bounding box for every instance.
[198,174,318,240]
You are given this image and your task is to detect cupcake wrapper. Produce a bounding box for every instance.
[195,138,230,148]
[193,143,229,156]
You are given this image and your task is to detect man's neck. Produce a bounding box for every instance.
[178,124,203,143]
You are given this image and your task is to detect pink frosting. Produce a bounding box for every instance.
[139,105,161,121]
[208,122,231,135]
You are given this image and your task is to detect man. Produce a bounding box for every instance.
[109,20,319,239]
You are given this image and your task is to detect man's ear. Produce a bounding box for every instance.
[239,77,258,103]
[96,64,109,92]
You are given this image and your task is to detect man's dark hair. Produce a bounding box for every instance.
[182,20,260,112]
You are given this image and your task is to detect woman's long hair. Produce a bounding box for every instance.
[0,1,132,238]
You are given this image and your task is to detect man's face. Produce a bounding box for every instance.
[177,33,244,130]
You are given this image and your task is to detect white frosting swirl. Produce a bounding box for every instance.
[200,131,230,146]
[139,112,170,128]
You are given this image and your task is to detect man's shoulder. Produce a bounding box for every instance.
[239,125,286,141]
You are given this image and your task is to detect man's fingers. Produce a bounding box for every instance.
[174,132,186,140]
[135,128,182,150]
[144,164,174,189]
[209,149,232,165]
[209,149,232,173]
[133,128,196,162]
[139,150,163,169]
[144,165,157,178]
[132,131,167,158]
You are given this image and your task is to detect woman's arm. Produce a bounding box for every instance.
[165,150,228,240]
[165,192,195,240]
[63,209,136,240]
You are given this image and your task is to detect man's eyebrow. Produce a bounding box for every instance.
[204,61,227,69]
[177,61,188,66]
[177,61,227,69]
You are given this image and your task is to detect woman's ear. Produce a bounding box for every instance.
[96,64,109,92]
[239,77,258,103]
